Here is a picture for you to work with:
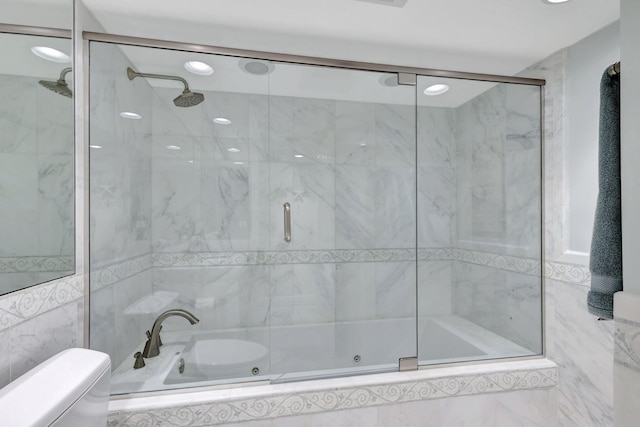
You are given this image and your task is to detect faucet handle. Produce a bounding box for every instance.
[145,330,151,339]
[133,352,145,369]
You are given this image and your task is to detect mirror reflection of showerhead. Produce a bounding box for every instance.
[39,67,72,98]
[126,67,204,107]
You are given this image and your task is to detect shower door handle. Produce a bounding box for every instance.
[283,202,291,242]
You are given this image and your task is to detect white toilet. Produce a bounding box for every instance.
[0,348,111,426]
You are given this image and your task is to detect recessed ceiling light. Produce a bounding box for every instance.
[423,84,450,96]
[166,145,182,150]
[89,145,103,149]
[184,61,214,76]
[359,143,368,147]
[294,154,305,158]
[234,161,244,165]
[119,112,142,120]
[541,0,571,3]
[31,46,70,63]
[213,117,232,125]
[188,160,194,164]
[239,59,274,75]
[227,147,241,153]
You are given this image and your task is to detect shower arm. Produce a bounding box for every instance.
[59,67,72,82]
[127,67,190,92]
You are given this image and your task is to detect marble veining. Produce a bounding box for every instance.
[615,317,640,373]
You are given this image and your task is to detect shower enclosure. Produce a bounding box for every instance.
[88,39,543,394]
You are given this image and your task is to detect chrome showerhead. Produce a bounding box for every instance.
[127,67,204,108]
[173,89,205,107]
[39,67,72,98]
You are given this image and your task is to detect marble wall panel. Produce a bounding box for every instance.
[270,263,336,327]
[418,260,454,317]
[90,43,153,268]
[9,299,82,380]
[335,101,376,165]
[417,166,455,248]
[269,162,336,250]
[335,165,376,249]
[374,104,415,167]
[0,329,9,387]
[0,74,74,263]
[547,279,614,426]
[0,75,37,154]
[453,261,541,353]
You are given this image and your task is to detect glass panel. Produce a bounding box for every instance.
[267,64,417,381]
[89,42,271,393]
[0,27,74,294]
[416,76,543,364]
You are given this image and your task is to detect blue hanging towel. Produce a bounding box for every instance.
[587,66,622,320]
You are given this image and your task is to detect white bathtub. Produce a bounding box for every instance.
[110,315,533,394]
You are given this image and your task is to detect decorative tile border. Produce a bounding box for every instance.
[0,274,83,332]
[91,254,152,291]
[90,249,591,289]
[457,249,541,276]
[107,360,557,426]
[615,317,640,374]
[0,255,74,273]
[544,261,590,285]
[152,249,422,267]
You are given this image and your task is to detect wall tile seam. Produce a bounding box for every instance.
[106,367,557,426]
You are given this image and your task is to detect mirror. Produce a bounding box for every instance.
[0,0,74,294]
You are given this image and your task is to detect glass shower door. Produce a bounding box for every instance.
[266,64,418,381]
[416,76,543,364]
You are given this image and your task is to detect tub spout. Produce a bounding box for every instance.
[142,309,199,358]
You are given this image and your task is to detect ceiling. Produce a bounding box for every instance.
[81,0,620,76]
[0,0,620,106]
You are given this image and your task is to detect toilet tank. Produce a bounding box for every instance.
[0,348,111,427]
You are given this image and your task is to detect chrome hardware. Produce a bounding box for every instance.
[608,61,621,77]
[353,354,361,363]
[283,202,291,242]
[397,73,417,86]
[252,367,260,376]
[178,357,185,374]
[399,356,418,371]
[142,309,200,358]
[133,352,145,369]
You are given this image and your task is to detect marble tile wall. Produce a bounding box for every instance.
[0,274,83,388]
[449,81,543,352]
[614,292,640,427]
[548,279,614,426]
[89,42,154,367]
[146,89,419,337]
[0,73,75,290]
[454,263,542,353]
[454,83,541,259]
[521,49,616,426]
